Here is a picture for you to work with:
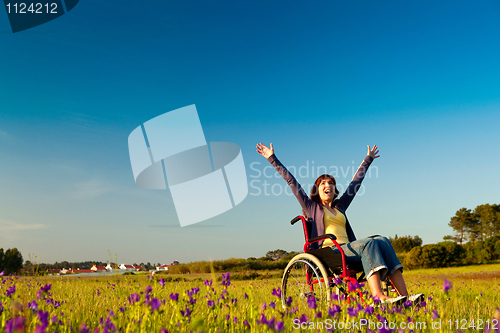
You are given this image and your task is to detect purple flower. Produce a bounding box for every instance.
[307,295,317,309]
[221,272,231,287]
[53,300,61,308]
[262,302,267,310]
[285,296,293,307]
[443,279,452,292]
[169,293,179,302]
[243,320,250,328]
[315,311,322,318]
[160,328,169,333]
[347,307,358,317]
[180,306,191,317]
[244,293,248,299]
[79,323,90,333]
[333,277,342,285]
[37,310,49,327]
[266,317,276,329]
[233,317,238,324]
[207,300,215,307]
[187,287,200,297]
[225,315,230,321]
[158,279,165,287]
[272,287,282,298]
[270,302,276,309]
[350,280,361,291]
[328,305,341,317]
[145,285,152,294]
[150,298,160,312]
[432,309,439,319]
[364,305,374,315]
[204,279,213,287]
[41,284,52,292]
[6,285,16,297]
[258,313,267,325]
[5,315,26,333]
[188,297,196,305]
[275,321,285,331]
[29,300,38,311]
[0,271,4,276]
[128,293,140,304]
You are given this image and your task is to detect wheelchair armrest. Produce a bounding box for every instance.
[308,233,337,243]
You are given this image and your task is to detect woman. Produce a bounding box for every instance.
[256,142,423,304]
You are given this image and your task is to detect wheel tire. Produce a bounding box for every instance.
[281,253,330,309]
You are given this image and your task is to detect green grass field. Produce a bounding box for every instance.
[1,263,500,332]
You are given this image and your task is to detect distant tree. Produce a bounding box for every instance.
[266,249,289,260]
[448,208,478,244]
[389,235,422,253]
[474,204,500,239]
[0,248,24,274]
[0,248,4,272]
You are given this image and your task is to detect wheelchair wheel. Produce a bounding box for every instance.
[281,253,330,308]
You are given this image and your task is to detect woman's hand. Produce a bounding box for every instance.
[367,144,380,159]
[256,143,274,159]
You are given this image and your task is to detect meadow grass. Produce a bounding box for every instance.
[1,263,500,332]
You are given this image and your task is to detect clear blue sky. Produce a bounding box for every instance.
[1,0,499,265]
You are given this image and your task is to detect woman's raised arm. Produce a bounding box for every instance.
[256,142,274,159]
[336,145,379,211]
[256,143,314,214]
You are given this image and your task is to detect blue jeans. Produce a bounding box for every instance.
[331,236,403,279]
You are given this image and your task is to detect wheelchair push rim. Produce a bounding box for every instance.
[281,253,330,309]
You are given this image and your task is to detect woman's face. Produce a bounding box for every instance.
[318,177,336,203]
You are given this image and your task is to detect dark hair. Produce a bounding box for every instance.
[302,174,339,218]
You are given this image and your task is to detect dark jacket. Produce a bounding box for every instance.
[267,154,374,249]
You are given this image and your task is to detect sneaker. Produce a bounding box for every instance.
[380,295,407,306]
[408,293,425,304]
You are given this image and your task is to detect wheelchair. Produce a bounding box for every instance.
[281,216,393,308]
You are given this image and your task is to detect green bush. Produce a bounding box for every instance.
[403,241,465,269]
[389,235,422,253]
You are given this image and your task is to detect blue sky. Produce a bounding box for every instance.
[1,0,499,265]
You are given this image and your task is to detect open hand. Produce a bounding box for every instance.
[367,145,380,159]
[256,143,274,159]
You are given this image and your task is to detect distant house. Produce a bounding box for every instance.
[105,264,119,271]
[75,268,93,273]
[91,265,107,272]
[119,264,136,272]
[156,265,173,271]
[134,265,144,272]
[60,268,72,274]
[47,269,60,275]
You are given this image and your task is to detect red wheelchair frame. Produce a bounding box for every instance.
[290,215,364,298]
